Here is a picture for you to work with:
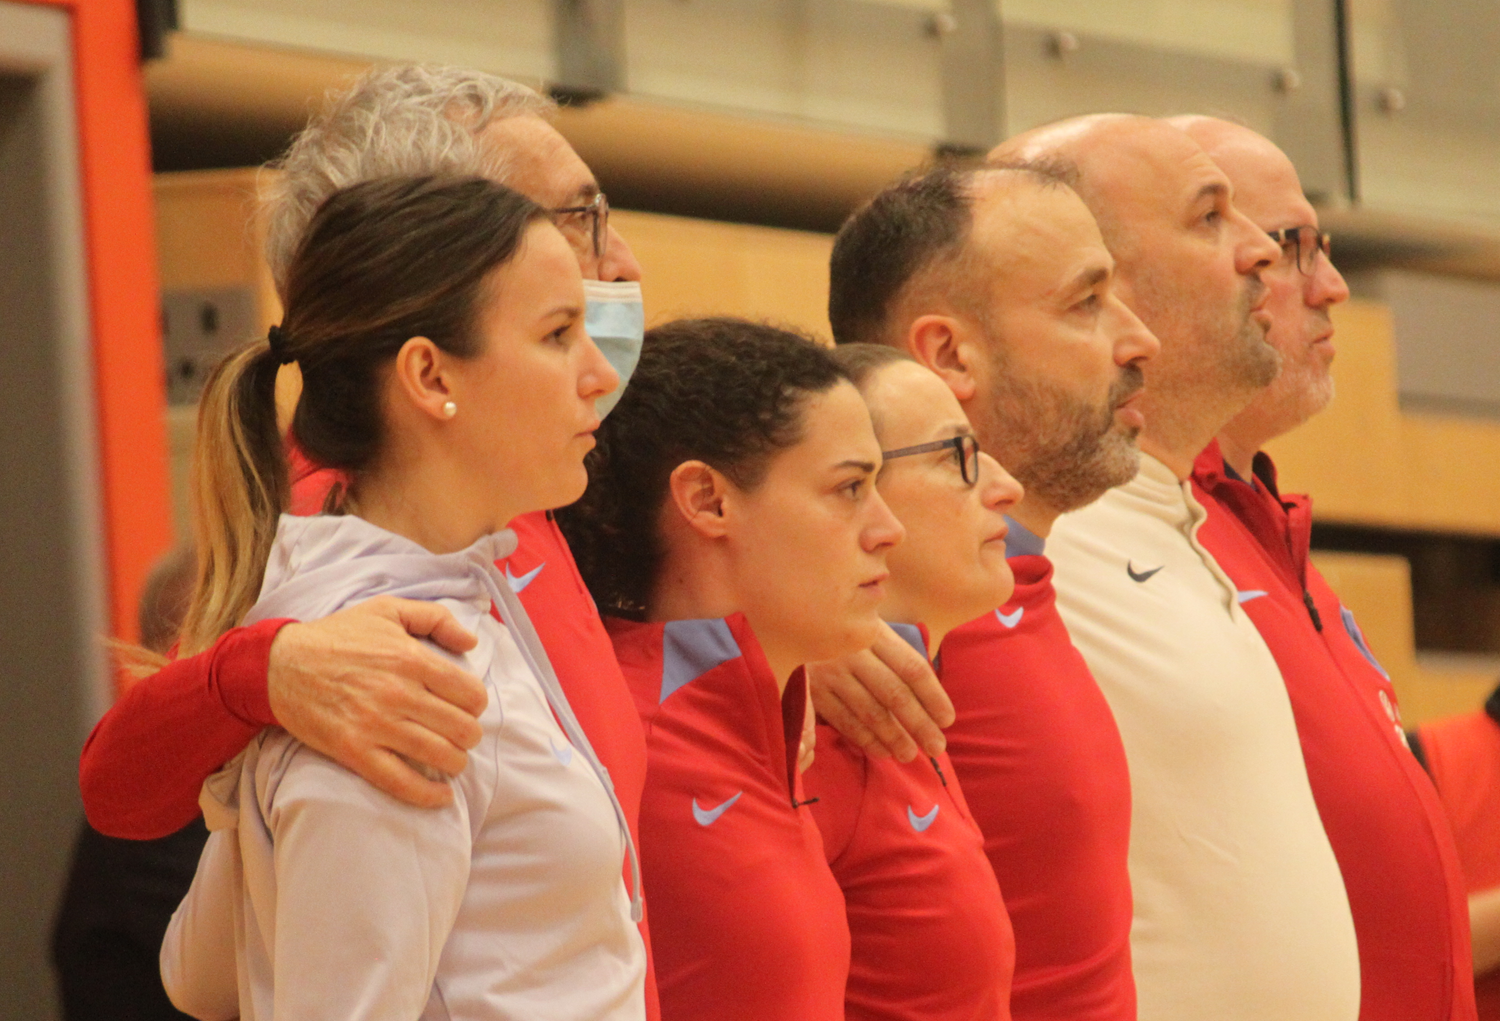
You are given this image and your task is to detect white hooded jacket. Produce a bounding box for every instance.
[161,514,646,1021]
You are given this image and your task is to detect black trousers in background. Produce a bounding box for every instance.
[50,818,209,1021]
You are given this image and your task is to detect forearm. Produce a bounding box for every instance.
[79,619,290,839]
[160,830,242,1021]
[1472,885,1500,977]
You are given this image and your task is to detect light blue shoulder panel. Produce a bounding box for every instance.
[660,618,742,704]
[886,621,928,660]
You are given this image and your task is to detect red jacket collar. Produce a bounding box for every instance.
[1192,439,1314,589]
[1191,438,1280,493]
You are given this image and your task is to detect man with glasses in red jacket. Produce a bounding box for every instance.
[1174,114,1477,1021]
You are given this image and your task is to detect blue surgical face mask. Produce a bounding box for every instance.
[584,279,645,418]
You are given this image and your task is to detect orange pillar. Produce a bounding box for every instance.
[18,0,172,648]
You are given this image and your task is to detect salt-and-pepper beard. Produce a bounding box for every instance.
[978,355,1145,514]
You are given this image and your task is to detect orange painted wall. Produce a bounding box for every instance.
[16,0,173,646]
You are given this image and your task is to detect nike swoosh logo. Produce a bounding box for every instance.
[548,736,573,766]
[1126,561,1163,583]
[907,804,940,832]
[995,607,1024,629]
[1236,589,1269,604]
[505,562,545,592]
[692,791,743,826]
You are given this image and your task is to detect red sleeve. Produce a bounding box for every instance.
[79,618,293,839]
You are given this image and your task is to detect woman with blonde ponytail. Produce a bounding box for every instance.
[159,175,646,1021]
[177,335,291,656]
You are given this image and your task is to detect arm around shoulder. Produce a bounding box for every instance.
[80,619,289,839]
[83,596,490,839]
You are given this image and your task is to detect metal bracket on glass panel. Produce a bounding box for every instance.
[553,0,626,105]
[161,286,258,406]
[134,0,178,62]
[1274,0,1353,206]
[937,0,1006,153]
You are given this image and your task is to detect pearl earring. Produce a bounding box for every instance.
[442,400,457,419]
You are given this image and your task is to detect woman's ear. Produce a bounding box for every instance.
[392,336,454,421]
[907,314,978,402]
[665,460,731,539]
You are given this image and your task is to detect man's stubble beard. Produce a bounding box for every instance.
[1124,269,1281,455]
[1136,270,1279,399]
[1232,311,1336,443]
[1279,347,1335,423]
[1277,307,1336,419]
[978,353,1145,514]
[1223,278,1281,393]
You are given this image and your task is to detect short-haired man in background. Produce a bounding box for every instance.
[1172,114,1477,1021]
[828,161,1157,1021]
[998,115,1361,1021]
[53,546,203,1021]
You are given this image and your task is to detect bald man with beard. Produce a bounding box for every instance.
[1172,115,1476,1021]
[996,115,1360,1021]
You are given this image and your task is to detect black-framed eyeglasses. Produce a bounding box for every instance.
[550,191,610,262]
[1267,226,1331,275]
[880,434,981,486]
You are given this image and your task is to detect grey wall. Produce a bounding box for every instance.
[0,3,110,1017]
[1351,269,1500,420]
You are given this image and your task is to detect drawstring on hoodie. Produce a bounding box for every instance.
[469,548,645,924]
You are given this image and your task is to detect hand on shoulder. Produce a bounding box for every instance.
[267,596,485,807]
[807,621,952,762]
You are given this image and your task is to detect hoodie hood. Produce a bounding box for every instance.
[236,514,643,922]
[244,514,516,625]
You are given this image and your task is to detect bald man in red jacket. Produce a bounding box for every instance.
[1175,114,1476,1021]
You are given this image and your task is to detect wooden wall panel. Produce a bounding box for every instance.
[1267,300,1500,535]
[154,168,282,539]
[155,169,276,305]
[1312,551,1496,725]
[613,209,834,340]
[1399,417,1500,534]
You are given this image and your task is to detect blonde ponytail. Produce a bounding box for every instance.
[177,339,289,655]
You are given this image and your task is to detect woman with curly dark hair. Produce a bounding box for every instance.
[558,317,904,1021]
